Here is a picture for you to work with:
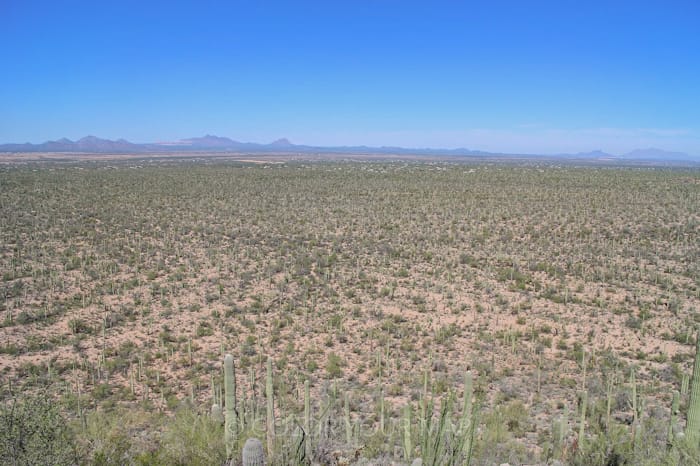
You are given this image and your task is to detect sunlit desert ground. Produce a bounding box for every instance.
[1,159,698,464]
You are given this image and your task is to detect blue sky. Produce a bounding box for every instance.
[2,0,699,154]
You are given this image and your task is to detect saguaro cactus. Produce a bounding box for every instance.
[463,370,473,421]
[687,327,700,444]
[224,353,237,458]
[456,371,477,465]
[578,391,588,447]
[668,390,680,446]
[266,357,275,456]
[403,404,412,461]
[630,368,638,424]
[552,411,567,459]
[211,403,224,425]
[379,387,385,433]
[633,423,643,459]
[345,393,353,445]
[304,379,312,461]
[242,437,266,466]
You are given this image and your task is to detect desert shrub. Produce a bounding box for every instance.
[0,393,78,465]
[326,352,344,378]
[480,399,531,448]
[195,321,214,337]
[0,343,20,355]
[15,311,34,325]
[158,407,226,466]
[77,407,162,465]
[68,318,92,334]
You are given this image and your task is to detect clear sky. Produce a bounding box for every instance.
[2,0,699,155]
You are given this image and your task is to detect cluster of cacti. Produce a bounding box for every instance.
[218,353,322,463]
[610,327,700,459]
[215,351,485,465]
[214,332,700,466]
[412,367,478,466]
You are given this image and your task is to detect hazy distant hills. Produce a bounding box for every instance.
[551,148,700,163]
[0,136,141,153]
[618,148,696,161]
[0,135,499,156]
[1,135,698,164]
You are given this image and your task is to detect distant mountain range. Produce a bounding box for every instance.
[1,135,698,163]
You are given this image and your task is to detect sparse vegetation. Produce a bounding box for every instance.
[0,159,698,464]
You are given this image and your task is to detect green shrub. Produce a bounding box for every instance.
[0,393,77,465]
[159,407,226,466]
[326,352,344,378]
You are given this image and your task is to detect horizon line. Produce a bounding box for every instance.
[1,133,699,159]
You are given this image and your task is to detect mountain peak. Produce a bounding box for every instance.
[269,138,292,147]
[180,135,239,147]
[576,149,612,157]
[79,135,100,142]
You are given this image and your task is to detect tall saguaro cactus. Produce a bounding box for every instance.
[630,368,638,424]
[668,390,680,447]
[266,357,275,457]
[345,393,353,445]
[224,353,238,458]
[379,386,385,433]
[462,370,473,428]
[403,404,412,461]
[578,391,588,447]
[686,327,700,444]
[459,370,476,464]
[304,379,312,461]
